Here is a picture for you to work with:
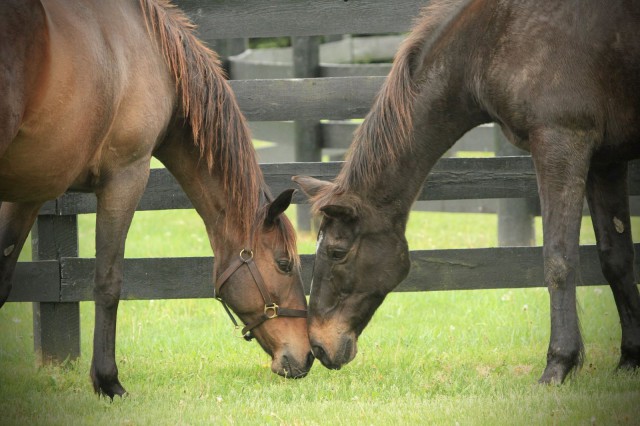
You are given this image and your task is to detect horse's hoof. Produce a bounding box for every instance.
[617,351,640,371]
[538,371,563,385]
[98,383,127,400]
[538,360,574,385]
[92,377,127,400]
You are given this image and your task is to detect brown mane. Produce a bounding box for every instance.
[311,0,466,210]
[139,0,297,260]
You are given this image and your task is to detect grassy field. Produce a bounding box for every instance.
[2,205,640,425]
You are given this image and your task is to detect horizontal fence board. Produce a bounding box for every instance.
[9,261,60,302]
[253,122,495,155]
[58,256,315,301]
[397,245,625,292]
[423,156,538,200]
[176,0,424,39]
[230,77,383,121]
[43,158,640,215]
[60,257,214,301]
[252,121,496,157]
[11,245,634,302]
[54,169,192,216]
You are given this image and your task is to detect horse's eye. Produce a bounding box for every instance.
[277,259,292,273]
[328,248,348,261]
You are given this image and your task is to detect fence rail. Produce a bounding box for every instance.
[231,76,384,121]
[16,155,640,305]
[180,0,424,39]
[13,243,640,303]
[38,159,640,216]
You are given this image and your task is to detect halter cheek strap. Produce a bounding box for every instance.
[215,249,307,341]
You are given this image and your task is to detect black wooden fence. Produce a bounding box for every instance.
[9,0,640,363]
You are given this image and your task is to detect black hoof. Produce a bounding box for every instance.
[538,354,580,385]
[91,370,127,400]
[95,381,127,400]
[617,349,640,371]
[538,365,568,385]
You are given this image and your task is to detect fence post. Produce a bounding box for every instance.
[494,126,536,246]
[31,214,80,364]
[293,36,322,231]
[207,38,247,77]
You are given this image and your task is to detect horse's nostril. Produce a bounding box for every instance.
[312,344,326,360]
[341,337,353,362]
[276,351,314,379]
[305,351,315,369]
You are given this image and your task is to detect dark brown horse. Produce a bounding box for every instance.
[0,0,313,398]
[295,0,640,384]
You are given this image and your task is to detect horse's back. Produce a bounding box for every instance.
[473,0,640,159]
[0,0,175,201]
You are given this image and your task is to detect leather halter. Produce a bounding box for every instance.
[214,249,307,341]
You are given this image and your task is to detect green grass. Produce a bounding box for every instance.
[5,206,640,424]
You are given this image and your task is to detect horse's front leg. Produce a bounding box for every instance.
[531,128,593,384]
[0,201,42,306]
[91,165,150,398]
[586,162,640,370]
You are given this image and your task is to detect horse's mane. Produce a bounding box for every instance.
[139,0,297,260]
[311,0,466,210]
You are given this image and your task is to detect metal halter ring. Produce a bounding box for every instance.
[264,303,279,319]
[239,248,254,262]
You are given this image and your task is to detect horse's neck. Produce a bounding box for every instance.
[344,2,493,215]
[346,126,462,215]
[346,86,487,217]
[154,130,257,253]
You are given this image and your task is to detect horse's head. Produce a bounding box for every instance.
[294,176,411,370]
[214,189,314,378]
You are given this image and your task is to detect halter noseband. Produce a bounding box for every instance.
[214,248,307,341]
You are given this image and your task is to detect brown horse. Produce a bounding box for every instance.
[0,0,313,398]
[295,0,640,384]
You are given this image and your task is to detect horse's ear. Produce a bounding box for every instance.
[319,204,357,223]
[292,175,333,198]
[265,188,295,227]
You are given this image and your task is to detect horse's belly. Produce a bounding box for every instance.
[0,131,92,202]
[592,140,640,165]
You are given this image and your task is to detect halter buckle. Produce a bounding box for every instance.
[264,303,279,319]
